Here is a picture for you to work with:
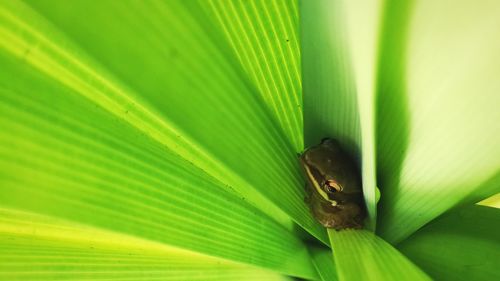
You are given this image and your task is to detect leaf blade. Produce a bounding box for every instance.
[0,39,316,278]
[376,0,500,243]
[310,247,338,281]
[329,229,430,281]
[1,0,327,243]
[398,205,500,281]
[0,208,291,281]
[200,0,303,151]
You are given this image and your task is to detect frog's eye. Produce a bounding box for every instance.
[325,180,342,193]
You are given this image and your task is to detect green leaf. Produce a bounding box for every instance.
[310,247,338,281]
[0,1,321,274]
[375,0,500,243]
[0,56,319,278]
[301,0,383,229]
[328,229,430,281]
[0,208,292,281]
[1,0,328,243]
[398,205,500,281]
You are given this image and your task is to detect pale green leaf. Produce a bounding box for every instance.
[376,0,500,243]
[0,208,291,281]
[329,229,430,281]
[398,205,500,281]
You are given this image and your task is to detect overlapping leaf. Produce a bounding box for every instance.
[398,205,500,280]
[6,0,327,242]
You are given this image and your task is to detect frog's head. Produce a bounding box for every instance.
[299,138,362,205]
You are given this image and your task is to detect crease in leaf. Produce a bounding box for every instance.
[310,247,338,281]
[375,0,413,240]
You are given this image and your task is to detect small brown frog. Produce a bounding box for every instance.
[299,138,366,230]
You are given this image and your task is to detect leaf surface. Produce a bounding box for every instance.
[328,229,430,281]
[0,1,322,276]
[0,208,292,281]
[398,205,500,281]
[376,0,500,243]
[0,0,327,244]
[310,247,338,281]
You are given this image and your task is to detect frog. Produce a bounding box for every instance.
[299,138,366,230]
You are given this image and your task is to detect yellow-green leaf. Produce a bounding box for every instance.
[0,208,292,281]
